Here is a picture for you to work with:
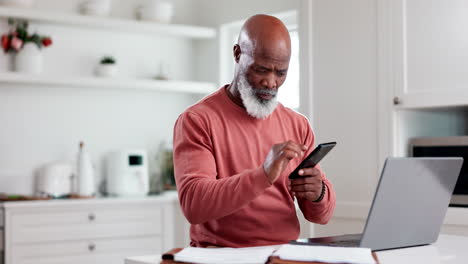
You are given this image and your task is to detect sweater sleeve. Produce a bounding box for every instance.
[173,112,272,225]
[297,117,336,224]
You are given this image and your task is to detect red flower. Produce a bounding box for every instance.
[42,37,52,47]
[10,36,23,51]
[1,34,10,52]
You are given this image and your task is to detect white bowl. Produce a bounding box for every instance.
[136,0,173,24]
[0,0,35,8]
[79,0,111,16]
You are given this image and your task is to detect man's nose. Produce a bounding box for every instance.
[260,74,277,90]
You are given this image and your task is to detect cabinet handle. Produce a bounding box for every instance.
[88,243,96,252]
[88,213,95,221]
[393,96,401,105]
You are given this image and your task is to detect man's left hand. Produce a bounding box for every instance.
[288,167,323,202]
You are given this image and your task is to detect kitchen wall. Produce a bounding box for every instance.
[0,0,203,194]
[192,0,299,85]
[0,0,300,195]
[308,0,378,236]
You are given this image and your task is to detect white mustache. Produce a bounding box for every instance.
[254,89,277,97]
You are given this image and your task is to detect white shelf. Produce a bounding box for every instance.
[0,7,216,39]
[0,72,216,94]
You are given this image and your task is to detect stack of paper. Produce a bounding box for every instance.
[273,244,377,264]
[174,245,279,264]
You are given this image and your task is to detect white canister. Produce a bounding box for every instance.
[14,42,43,74]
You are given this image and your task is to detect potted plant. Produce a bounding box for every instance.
[1,19,53,74]
[96,55,117,77]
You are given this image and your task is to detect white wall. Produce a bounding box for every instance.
[0,0,202,194]
[192,0,299,85]
[304,0,379,236]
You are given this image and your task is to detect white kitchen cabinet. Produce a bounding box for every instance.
[1,192,186,264]
[377,0,468,157]
[385,0,468,109]
[300,0,468,237]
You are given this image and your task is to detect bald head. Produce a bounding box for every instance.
[237,14,291,62]
[227,15,291,118]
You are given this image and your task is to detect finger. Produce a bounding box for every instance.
[283,143,305,157]
[284,140,308,153]
[291,183,321,192]
[294,191,319,201]
[280,149,300,161]
[290,177,322,186]
[297,167,322,177]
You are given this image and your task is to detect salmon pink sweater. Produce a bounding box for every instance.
[173,87,336,248]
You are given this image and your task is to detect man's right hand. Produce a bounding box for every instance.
[263,140,308,184]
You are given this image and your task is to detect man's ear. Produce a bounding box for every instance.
[233,44,241,63]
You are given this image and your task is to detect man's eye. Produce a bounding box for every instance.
[277,71,287,77]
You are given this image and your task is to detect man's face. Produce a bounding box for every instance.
[244,55,289,100]
[236,51,289,119]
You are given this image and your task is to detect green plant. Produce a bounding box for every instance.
[100,56,116,64]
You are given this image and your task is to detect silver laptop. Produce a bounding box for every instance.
[291,157,464,251]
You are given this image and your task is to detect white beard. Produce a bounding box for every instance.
[237,75,278,119]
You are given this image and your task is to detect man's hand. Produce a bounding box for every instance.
[288,167,324,202]
[263,141,308,184]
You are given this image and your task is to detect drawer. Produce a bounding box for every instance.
[10,207,162,243]
[10,236,162,264]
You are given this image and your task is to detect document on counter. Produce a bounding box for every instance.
[173,245,279,264]
[273,244,377,264]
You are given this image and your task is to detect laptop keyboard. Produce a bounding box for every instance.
[327,240,360,247]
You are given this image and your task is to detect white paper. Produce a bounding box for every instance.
[174,245,279,264]
[274,244,376,264]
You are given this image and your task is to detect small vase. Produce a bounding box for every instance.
[14,42,43,74]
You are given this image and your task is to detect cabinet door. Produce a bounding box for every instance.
[388,0,468,108]
[10,236,161,264]
[10,206,161,243]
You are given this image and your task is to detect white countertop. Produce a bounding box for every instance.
[0,191,179,209]
[125,234,468,264]
[377,234,468,264]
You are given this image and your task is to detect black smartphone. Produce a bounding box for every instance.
[288,142,337,179]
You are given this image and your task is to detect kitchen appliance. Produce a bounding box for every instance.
[35,162,74,198]
[106,149,149,196]
[409,136,468,207]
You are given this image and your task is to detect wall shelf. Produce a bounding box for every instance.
[0,7,216,39]
[0,72,217,94]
